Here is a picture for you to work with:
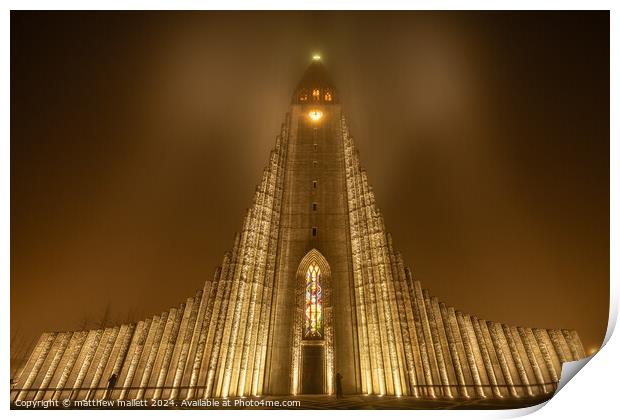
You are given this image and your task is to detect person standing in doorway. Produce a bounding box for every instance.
[335,372,343,399]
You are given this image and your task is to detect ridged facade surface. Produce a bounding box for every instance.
[11,62,585,402]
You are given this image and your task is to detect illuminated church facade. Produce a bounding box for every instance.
[12,57,585,402]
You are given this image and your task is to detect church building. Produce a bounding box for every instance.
[11,57,586,403]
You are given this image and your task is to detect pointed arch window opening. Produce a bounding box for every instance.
[304,262,323,339]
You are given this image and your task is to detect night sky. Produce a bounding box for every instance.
[10,11,609,369]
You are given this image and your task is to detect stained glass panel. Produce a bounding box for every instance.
[304,262,323,338]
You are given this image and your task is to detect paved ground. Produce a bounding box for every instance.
[166,394,552,410]
[248,394,552,410]
[11,394,553,410]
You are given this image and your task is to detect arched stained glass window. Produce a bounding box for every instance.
[312,89,320,100]
[304,262,323,338]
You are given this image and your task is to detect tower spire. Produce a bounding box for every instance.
[292,57,337,104]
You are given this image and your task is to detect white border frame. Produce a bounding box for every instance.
[3,2,616,419]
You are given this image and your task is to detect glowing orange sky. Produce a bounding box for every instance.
[11,11,609,370]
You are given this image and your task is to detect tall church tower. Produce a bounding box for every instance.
[12,57,586,403]
[268,56,353,396]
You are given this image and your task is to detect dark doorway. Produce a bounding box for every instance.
[301,345,324,394]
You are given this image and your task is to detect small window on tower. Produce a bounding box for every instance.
[313,180,317,189]
[312,202,317,211]
[325,91,332,102]
[312,227,317,237]
[313,160,318,168]
[312,89,320,100]
[313,144,318,151]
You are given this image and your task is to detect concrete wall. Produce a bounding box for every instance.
[11,104,587,402]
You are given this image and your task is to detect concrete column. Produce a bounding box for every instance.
[153,305,183,399]
[425,293,451,398]
[440,304,468,398]
[119,319,152,399]
[34,332,72,401]
[68,329,103,400]
[87,326,120,399]
[134,314,165,399]
[472,316,501,398]
[456,312,484,398]
[170,292,202,399]
[517,327,547,394]
[488,322,517,398]
[502,325,532,397]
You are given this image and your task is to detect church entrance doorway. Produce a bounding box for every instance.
[291,249,334,395]
[301,345,325,394]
